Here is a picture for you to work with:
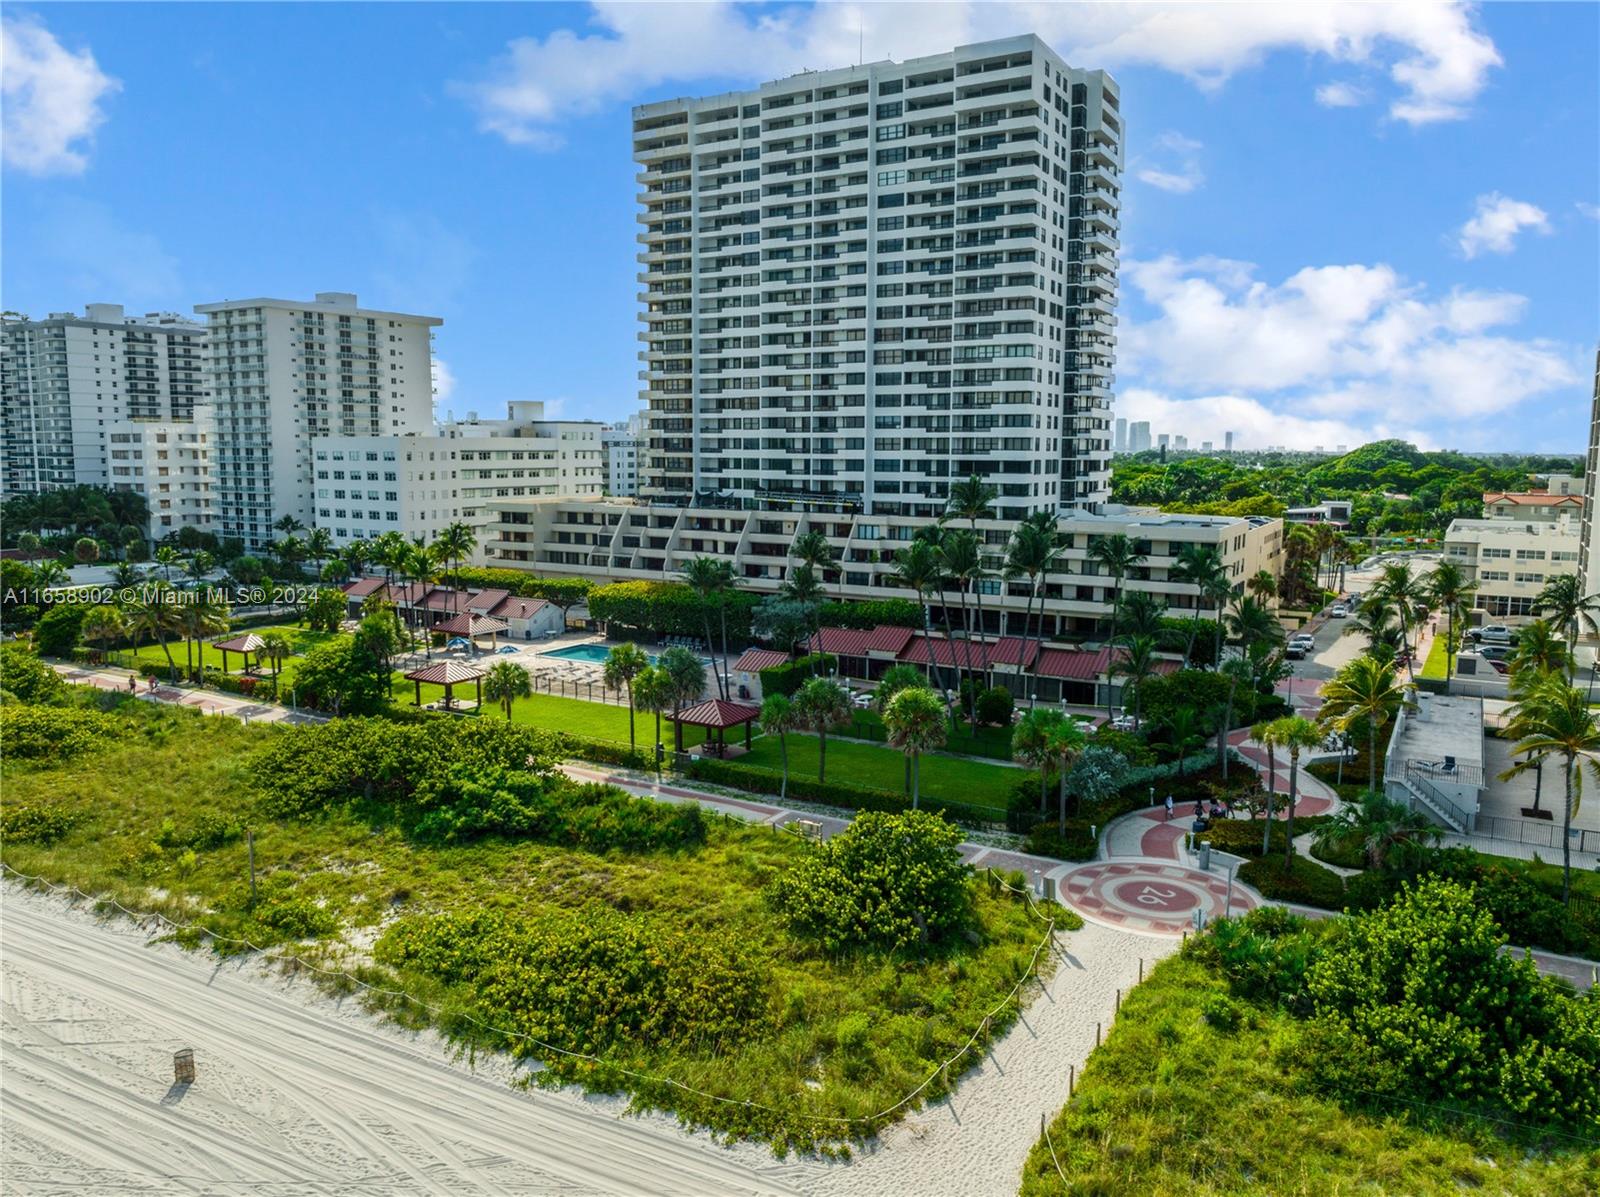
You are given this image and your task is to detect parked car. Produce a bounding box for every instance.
[1477,644,1513,661]
[1468,624,1517,646]
[1329,604,1349,618]
[1285,641,1308,660]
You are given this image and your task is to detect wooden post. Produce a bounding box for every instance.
[1138,957,1144,983]
[1040,1112,1045,1137]
[1069,1064,1075,1095]
[1095,1022,1101,1047]
[246,828,257,904]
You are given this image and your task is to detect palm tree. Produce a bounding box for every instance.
[1533,572,1598,681]
[1117,589,1166,641]
[185,550,214,589]
[1003,514,1059,704]
[1246,568,1278,606]
[946,473,999,680]
[1046,716,1089,831]
[1511,620,1573,681]
[273,514,306,537]
[34,559,68,589]
[760,693,800,801]
[1502,675,1600,902]
[1315,791,1441,872]
[80,604,126,664]
[433,521,478,616]
[1012,707,1063,816]
[154,546,180,585]
[633,665,673,770]
[780,561,823,604]
[659,646,707,752]
[1346,593,1403,663]
[1171,544,1226,667]
[682,555,734,700]
[937,528,985,720]
[603,642,650,748]
[1310,523,1339,591]
[790,528,837,596]
[1213,656,1255,776]
[1374,562,1428,682]
[305,527,334,578]
[258,631,292,689]
[483,660,533,720]
[342,539,372,580]
[111,561,143,590]
[1317,655,1407,794]
[1426,559,1476,681]
[1253,717,1281,836]
[1088,532,1146,718]
[128,588,182,679]
[1164,706,1205,779]
[890,539,943,684]
[403,541,440,654]
[1264,715,1323,869]
[1108,634,1158,728]
[176,590,231,680]
[792,676,851,784]
[883,685,947,810]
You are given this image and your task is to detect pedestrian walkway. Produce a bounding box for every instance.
[50,663,327,725]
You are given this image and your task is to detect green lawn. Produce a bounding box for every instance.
[397,679,707,749]
[1419,631,1450,680]
[738,732,1019,810]
[118,624,339,686]
[845,708,1018,761]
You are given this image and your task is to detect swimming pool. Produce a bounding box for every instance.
[541,643,711,667]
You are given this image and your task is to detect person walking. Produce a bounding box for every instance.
[128,674,137,693]
[1164,794,1175,821]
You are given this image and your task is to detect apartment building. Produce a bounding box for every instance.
[1444,515,1581,623]
[634,34,1120,519]
[313,401,604,548]
[193,292,440,551]
[484,495,1280,641]
[106,414,216,540]
[1,304,207,496]
[1126,421,1150,453]
[603,413,645,496]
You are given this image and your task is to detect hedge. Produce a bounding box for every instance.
[453,566,593,611]
[815,598,925,630]
[1238,854,1350,910]
[681,756,1002,828]
[757,653,836,698]
[587,580,761,644]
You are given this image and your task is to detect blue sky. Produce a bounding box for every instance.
[4,2,1596,452]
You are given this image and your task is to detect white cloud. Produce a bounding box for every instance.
[1578,201,1600,222]
[1118,255,1578,448]
[1117,387,1429,453]
[1315,81,1366,108]
[459,1,1501,147]
[1136,130,1204,194]
[1,14,119,175]
[1457,193,1552,258]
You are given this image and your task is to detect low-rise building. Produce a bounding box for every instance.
[1443,515,1581,623]
[313,401,606,547]
[1383,690,1483,834]
[482,496,1283,644]
[1283,499,1352,528]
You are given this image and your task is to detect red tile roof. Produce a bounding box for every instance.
[420,589,462,611]
[491,596,549,621]
[1484,492,1583,507]
[733,647,790,673]
[466,588,512,613]
[986,636,1040,669]
[342,576,386,598]
[669,699,762,728]
[1033,645,1181,680]
[897,636,992,669]
[862,624,916,654]
[810,626,875,656]
[434,612,510,636]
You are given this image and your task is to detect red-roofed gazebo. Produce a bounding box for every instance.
[212,632,268,675]
[433,611,510,653]
[405,658,488,711]
[668,698,762,757]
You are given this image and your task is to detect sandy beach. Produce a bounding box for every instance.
[1,883,1168,1195]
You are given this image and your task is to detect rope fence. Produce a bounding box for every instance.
[0,860,1057,1131]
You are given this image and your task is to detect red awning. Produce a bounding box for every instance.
[732,647,790,673]
[986,636,1040,669]
[434,612,510,636]
[862,624,916,654]
[897,635,992,669]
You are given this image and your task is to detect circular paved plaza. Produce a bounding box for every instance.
[1059,860,1255,934]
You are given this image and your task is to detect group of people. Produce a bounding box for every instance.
[1163,793,1232,830]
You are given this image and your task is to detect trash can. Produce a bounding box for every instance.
[173,1048,195,1084]
[1197,840,1212,871]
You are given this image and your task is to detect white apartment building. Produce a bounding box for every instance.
[1444,514,1581,623]
[313,401,604,549]
[1,304,207,496]
[603,413,645,496]
[1126,421,1150,453]
[484,495,1281,641]
[634,34,1120,520]
[106,414,216,540]
[194,292,440,551]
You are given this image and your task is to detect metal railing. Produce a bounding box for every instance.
[1474,814,1600,856]
[1395,765,1477,834]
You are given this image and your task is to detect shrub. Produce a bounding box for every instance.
[975,686,1014,727]
[815,598,924,630]
[1238,853,1349,910]
[377,907,766,1056]
[32,604,87,658]
[0,803,82,843]
[1201,814,1335,859]
[1201,992,1243,1032]
[683,755,998,826]
[251,896,338,940]
[0,643,65,705]
[1304,879,1600,1129]
[758,653,837,699]
[0,705,117,760]
[1023,821,1097,861]
[587,579,761,643]
[768,810,973,954]
[1201,905,1324,1014]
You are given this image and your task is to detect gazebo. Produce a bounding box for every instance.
[405,658,488,711]
[212,632,268,675]
[433,612,509,653]
[668,698,762,757]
